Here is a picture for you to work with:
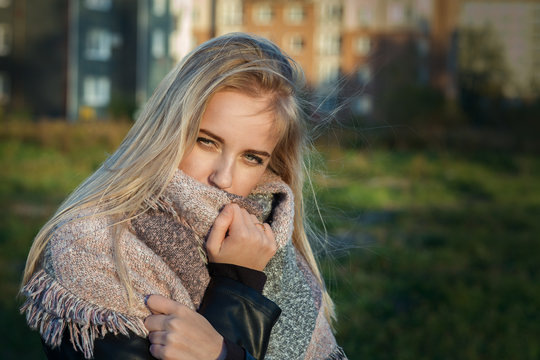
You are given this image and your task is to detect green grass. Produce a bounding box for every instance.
[1,122,539,359]
[0,121,130,359]
[315,148,540,359]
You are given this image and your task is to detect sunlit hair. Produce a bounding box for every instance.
[22,33,335,323]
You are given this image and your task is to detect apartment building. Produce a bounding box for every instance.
[0,0,176,120]
[70,0,174,120]
[182,0,459,118]
[5,0,531,120]
[458,0,540,100]
[0,0,71,117]
[0,0,13,108]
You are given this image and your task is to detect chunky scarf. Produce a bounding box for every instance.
[21,170,345,359]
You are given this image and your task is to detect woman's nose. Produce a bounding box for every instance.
[208,160,233,191]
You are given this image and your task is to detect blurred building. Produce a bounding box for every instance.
[69,0,136,120]
[0,0,13,108]
[458,0,540,100]
[0,0,70,117]
[70,0,175,120]
[0,0,176,121]
[180,0,461,119]
[1,0,536,121]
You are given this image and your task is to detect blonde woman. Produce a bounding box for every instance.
[20,33,347,360]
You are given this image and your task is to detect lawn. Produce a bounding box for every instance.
[314,147,540,359]
[1,121,539,359]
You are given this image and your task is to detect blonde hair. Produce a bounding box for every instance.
[22,33,335,323]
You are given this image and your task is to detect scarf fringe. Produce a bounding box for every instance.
[20,269,147,359]
[327,346,348,360]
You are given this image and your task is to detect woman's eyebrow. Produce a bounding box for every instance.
[199,129,224,143]
[246,149,271,158]
[199,129,271,158]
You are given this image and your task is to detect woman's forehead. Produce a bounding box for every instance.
[200,91,280,151]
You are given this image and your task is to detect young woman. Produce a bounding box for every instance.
[20,33,346,359]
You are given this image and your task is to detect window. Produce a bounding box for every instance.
[416,37,429,56]
[222,1,242,25]
[254,3,273,25]
[0,0,11,8]
[0,72,9,104]
[83,76,110,107]
[85,0,111,11]
[319,33,341,55]
[192,7,200,22]
[0,24,11,56]
[358,8,373,27]
[418,66,429,84]
[288,35,304,54]
[85,29,112,61]
[321,3,342,23]
[153,0,166,17]
[353,95,373,115]
[355,36,371,55]
[152,29,166,58]
[388,3,405,25]
[318,61,339,84]
[286,4,305,24]
[357,65,371,83]
[415,0,432,16]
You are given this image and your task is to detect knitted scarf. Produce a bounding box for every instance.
[21,170,345,359]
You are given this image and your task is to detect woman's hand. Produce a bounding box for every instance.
[206,203,277,271]
[144,294,224,360]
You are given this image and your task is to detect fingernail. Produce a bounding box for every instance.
[144,294,150,307]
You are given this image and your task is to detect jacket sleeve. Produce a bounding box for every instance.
[42,329,154,360]
[41,265,280,360]
[198,275,281,360]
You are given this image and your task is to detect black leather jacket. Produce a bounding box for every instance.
[42,265,281,360]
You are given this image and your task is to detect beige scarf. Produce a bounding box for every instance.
[21,170,344,359]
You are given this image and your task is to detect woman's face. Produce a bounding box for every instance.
[179,90,280,197]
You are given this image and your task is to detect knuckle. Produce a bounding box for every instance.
[175,304,190,318]
[238,227,249,239]
[168,317,182,331]
[174,302,185,313]
[164,332,175,345]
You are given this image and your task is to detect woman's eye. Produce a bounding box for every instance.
[244,153,264,165]
[197,137,216,148]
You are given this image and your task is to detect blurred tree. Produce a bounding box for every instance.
[457,25,510,125]
[372,35,445,127]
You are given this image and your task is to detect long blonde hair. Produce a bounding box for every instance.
[22,33,335,322]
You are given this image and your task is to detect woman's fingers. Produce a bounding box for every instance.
[149,343,166,359]
[206,204,235,258]
[144,314,169,332]
[263,223,275,241]
[148,330,168,345]
[146,294,184,316]
[206,202,277,270]
[144,298,224,360]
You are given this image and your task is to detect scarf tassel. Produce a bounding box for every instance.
[327,346,348,360]
[20,269,147,359]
